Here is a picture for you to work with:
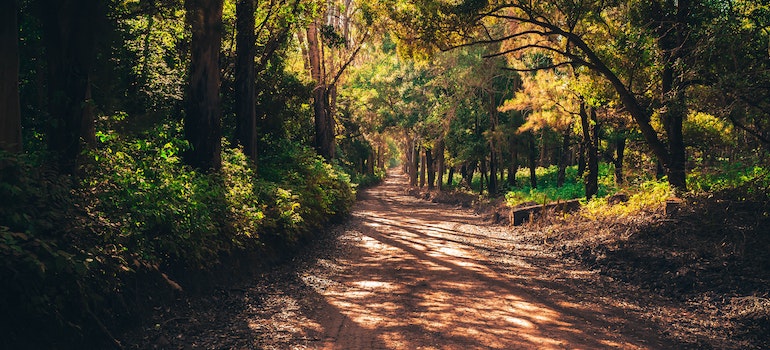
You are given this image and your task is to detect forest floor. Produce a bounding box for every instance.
[119,169,769,349]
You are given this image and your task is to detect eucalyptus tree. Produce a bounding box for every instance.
[233,0,304,162]
[183,0,225,171]
[389,0,731,191]
[301,0,373,159]
[35,0,108,173]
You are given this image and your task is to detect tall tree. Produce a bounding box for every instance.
[0,0,22,154]
[303,0,371,159]
[391,0,711,190]
[235,0,258,162]
[184,0,225,171]
[38,0,104,173]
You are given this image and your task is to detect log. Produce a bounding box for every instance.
[512,199,581,225]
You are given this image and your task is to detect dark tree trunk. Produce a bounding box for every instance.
[235,0,258,163]
[488,150,497,196]
[307,21,334,159]
[0,0,22,154]
[656,160,666,180]
[499,156,505,189]
[436,140,445,191]
[184,0,224,172]
[480,157,487,194]
[426,148,435,189]
[411,143,419,186]
[39,0,103,174]
[447,166,455,187]
[660,61,687,191]
[528,134,537,189]
[614,136,626,185]
[466,160,476,189]
[557,130,570,187]
[577,140,586,177]
[419,148,426,187]
[580,102,598,199]
[507,145,518,187]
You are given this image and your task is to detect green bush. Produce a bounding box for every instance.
[505,164,617,206]
[0,122,357,348]
[85,126,225,267]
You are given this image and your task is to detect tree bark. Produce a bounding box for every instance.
[411,142,419,186]
[0,0,22,154]
[447,166,454,187]
[488,149,497,196]
[419,147,426,188]
[39,0,102,174]
[184,0,224,172]
[235,0,258,163]
[557,130,570,187]
[426,148,435,189]
[306,21,335,159]
[614,136,626,185]
[579,102,598,199]
[436,140,445,191]
[528,134,537,189]
[480,157,487,194]
[507,143,518,187]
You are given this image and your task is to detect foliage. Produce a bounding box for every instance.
[582,179,672,218]
[505,164,617,206]
[0,120,356,347]
[688,162,769,194]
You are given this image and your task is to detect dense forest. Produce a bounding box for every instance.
[1,0,768,348]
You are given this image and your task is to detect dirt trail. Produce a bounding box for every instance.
[126,170,675,349]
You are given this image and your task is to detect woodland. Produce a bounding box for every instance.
[0,0,769,348]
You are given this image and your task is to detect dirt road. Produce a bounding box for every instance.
[128,170,674,349]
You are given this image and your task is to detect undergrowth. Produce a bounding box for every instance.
[0,123,358,349]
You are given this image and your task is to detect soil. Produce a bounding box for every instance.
[119,170,770,349]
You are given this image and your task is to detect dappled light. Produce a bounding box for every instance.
[236,170,666,349]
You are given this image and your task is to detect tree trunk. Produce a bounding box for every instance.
[577,140,586,177]
[480,157,487,194]
[507,145,518,187]
[39,0,102,174]
[488,149,497,196]
[557,130,570,187]
[614,136,626,185]
[411,143,419,186]
[499,156,505,189]
[426,148,435,189]
[436,140,445,191]
[306,21,334,159]
[235,0,258,163]
[660,61,687,191]
[447,166,455,187]
[579,102,598,199]
[528,134,537,189]
[419,147,426,187]
[184,0,224,172]
[0,0,22,154]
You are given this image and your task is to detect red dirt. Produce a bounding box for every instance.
[122,170,685,349]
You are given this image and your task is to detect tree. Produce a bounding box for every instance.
[0,0,22,154]
[184,0,225,171]
[37,0,106,174]
[390,0,718,191]
[302,0,371,159]
[235,0,258,162]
